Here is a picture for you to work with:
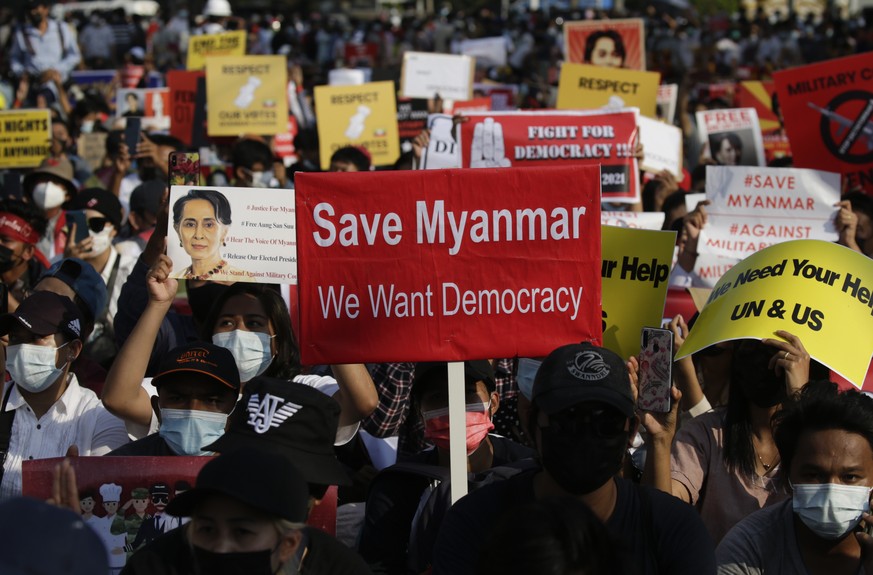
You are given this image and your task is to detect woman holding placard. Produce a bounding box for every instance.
[170,189,250,281]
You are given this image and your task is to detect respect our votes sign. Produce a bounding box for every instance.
[295,166,602,364]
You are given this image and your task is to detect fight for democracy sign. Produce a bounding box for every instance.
[295,166,602,364]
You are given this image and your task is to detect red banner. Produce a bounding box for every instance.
[295,166,602,364]
[458,110,639,202]
[774,53,873,194]
[736,81,792,164]
[167,70,204,146]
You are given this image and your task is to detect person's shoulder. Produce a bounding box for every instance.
[302,527,372,575]
[716,500,792,571]
[675,407,727,442]
[125,528,190,575]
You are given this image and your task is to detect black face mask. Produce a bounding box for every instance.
[186,281,229,325]
[539,406,629,495]
[732,341,785,408]
[28,12,45,25]
[192,546,276,575]
[0,245,19,273]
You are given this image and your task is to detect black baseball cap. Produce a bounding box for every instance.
[166,448,309,523]
[69,188,123,231]
[532,343,635,418]
[0,291,83,340]
[205,377,351,486]
[152,342,240,391]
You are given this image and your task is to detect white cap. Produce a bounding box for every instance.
[99,483,122,502]
[203,0,232,17]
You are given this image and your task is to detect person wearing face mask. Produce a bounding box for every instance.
[0,290,128,499]
[231,137,287,189]
[358,361,535,574]
[432,342,716,575]
[644,331,811,545]
[717,381,873,574]
[23,156,78,261]
[49,119,92,185]
[107,341,239,457]
[0,200,51,311]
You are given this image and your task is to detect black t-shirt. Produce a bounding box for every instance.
[108,433,176,456]
[431,470,716,575]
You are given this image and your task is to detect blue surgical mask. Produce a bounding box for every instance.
[158,409,228,456]
[212,330,275,382]
[792,482,872,540]
[7,342,70,393]
[516,358,542,400]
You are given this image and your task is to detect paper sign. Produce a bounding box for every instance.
[773,53,873,194]
[563,18,646,71]
[167,70,204,146]
[657,84,678,124]
[458,110,640,202]
[329,68,367,86]
[167,186,296,284]
[401,52,474,101]
[459,37,507,68]
[601,211,665,230]
[602,226,676,358]
[206,56,288,136]
[696,108,766,166]
[0,109,51,168]
[186,30,246,70]
[557,63,660,118]
[638,115,682,177]
[397,98,429,152]
[116,88,170,130]
[77,132,108,171]
[473,83,518,111]
[313,81,399,169]
[692,252,739,288]
[273,117,299,162]
[294,166,602,364]
[676,240,873,386]
[699,166,840,260]
[420,114,460,170]
[736,81,792,163]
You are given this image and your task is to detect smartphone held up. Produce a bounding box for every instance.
[638,327,674,413]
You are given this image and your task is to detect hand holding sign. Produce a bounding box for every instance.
[471,118,511,168]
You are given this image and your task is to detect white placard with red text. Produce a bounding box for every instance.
[699,166,840,260]
[294,166,603,364]
[697,108,766,167]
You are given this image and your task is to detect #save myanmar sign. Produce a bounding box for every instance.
[295,166,602,364]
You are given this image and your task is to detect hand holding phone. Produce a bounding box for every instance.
[65,210,90,244]
[638,327,674,413]
[124,117,142,159]
[168,152,201,187]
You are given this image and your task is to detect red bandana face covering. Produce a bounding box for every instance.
[423,402,494,455]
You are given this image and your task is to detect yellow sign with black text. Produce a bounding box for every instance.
[0,109,51,169]
[314,81,400,169]
[557,63,660,118]
[206,56,288,137]
[187,31,246,71]
[677,240,873,386]
[601,226,676,359]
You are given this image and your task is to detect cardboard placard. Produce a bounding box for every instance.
[186,30,246,71]
[563,18,647,71]
[696,108,766,167]
[557,63,660,118]
[638,115,682,177]
[458,110,640,202]
[0,109,51,169]
[116,88,170,131]
[205,56,289,137]
[401,52,475,101]
[459,37,507,68]
[77,132,108,171]
[167,186,296,284]
[314,81,400,170]
[295,166,602,364]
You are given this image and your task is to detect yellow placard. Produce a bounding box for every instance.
[677,240,873,386]
[602,226,677,359]
[186,30,246,71]
[314,81,400,170]
[206,56,288,137]
[0,109,51,169]
[557,63,660,118]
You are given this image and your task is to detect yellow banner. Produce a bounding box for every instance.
[602,226,676,359]
[187,30,246,71]
[0,110,51,169]
[314,81,400,169]
[677,240,873,386]
[557,63,660,118]
[206,56,288,137]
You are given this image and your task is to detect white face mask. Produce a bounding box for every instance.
[80,120,95,133]
[32,181,67,210]
[212,330,275,382]
[7,342,70,393]
[250,170,277,188]
[792,482,872,540]
[88,227,113,255]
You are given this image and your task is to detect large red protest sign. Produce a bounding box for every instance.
[295,166,602,364]
[736,81,792,163]
[458,110,639,203]
[774,53,873,194]
[167,70,204,146]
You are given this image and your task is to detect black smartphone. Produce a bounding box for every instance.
[65,210,90,243]
[168,151,201,187]
[638,327,674,413]
[124,117,142,156]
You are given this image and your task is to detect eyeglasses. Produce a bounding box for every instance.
[86,217,108,232]
[545,405,628,438]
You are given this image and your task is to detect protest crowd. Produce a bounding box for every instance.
[0,0,872,572]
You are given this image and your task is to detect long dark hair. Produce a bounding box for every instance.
[201,283,301,380]
[722,374,756,478]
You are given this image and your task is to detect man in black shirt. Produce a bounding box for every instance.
[432,342,716,575]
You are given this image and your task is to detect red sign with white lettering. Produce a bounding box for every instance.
[294,166,602,364]
[774,53,873,194]
[458,110,640,203]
